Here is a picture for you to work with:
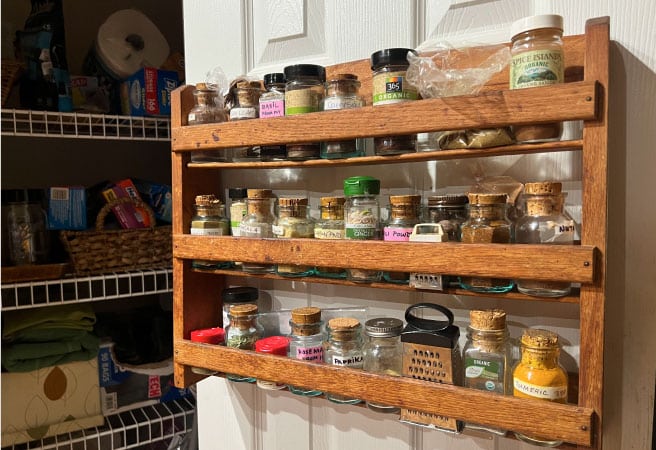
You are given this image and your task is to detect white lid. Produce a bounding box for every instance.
[511,14,563,39]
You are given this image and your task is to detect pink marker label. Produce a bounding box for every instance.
[383,227,413,241]
[260,100,284,118]
[295,346,323,361]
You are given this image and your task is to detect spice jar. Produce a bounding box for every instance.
[513,328,568,447]
[5,189,49,266]
[344,176,381,283]
[225,303,263,382]
[426,194,469,242]
[221,286,259,329]
[190,194,231,270]
[362,318,404,413]
[284,64,326,160]
[288,307,324,396]
[510,15,564,143]
[229,80,263,162]
[320,73,364,159]
[228,187,248,236]
[314,196,346,278]
[188,83,229,162]
[255,336,290,390]
[239,189,276,273]
[371,48,419,155]
[459,193,514,293]
[463,309,513,435]
[259,73,287,161]
[273,197,315,277]
[515,182,574,297]
[325,317,363,404]
[190,327,225,375]
[383,195,421,284]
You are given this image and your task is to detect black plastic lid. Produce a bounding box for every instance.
[263,73,286,86]
[370,48,418,70]
[228,188,248,200]
[2,188,46,204]
[283,64,326,82]
[222,286,259,303]
[427,194,469,208]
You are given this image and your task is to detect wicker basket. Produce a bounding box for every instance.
[2,60,23,106]
[60,197,172,275]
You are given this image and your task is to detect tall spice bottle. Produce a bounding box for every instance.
[287,307,325,397]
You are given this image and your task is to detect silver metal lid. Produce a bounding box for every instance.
[364,318,404,337]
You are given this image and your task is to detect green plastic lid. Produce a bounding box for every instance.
[343,176,381,196]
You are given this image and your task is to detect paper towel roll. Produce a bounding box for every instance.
[95,9,170,79]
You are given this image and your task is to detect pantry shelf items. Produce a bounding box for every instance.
[170,17,609,449]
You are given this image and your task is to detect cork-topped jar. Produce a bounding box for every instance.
[190,194,230,269]
[314,196,346,278]
[240,189,276,273]
[273,197,314,277]
[325,317,364,404]
[383,194,421,284]
[288,306,325,396]
[321,74,365,159]
[189,83,229,162]
[225,303,263,383]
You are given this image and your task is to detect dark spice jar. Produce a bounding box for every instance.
[426,194,469,242]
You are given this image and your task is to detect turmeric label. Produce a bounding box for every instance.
[513,377,567,401]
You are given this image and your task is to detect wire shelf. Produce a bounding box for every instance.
[1,109,171,141]
[1,397,195,450]
[1,268,173,311]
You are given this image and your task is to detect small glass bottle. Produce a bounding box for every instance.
[6,189,49,266]
[288,307,325,397]
[190,327,225,376]
[383,195,421,284]
[510,15,564,143]
[273,197,315,277]
[325,317,364,405]
[229,80,263,162]
[515,182,575,297]
[370,48,419,155]
[221,286,259,329]
[188,83,229,162]
[463,309,513,435]
[343,176,381,283]
[255,336,290,390]
[314,196,346,278]
[284,64,326,160]
[190,194,231,270]
[259,73,287,161]
[513,328,568,447]
[426,194,469,242]
[362,318,404,413]
[240,189,277,273]
[225,303,263,383]
[228,187,248,237]
[459,193,514,293]
[320,73,365,159]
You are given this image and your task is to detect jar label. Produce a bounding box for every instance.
[383,226,413,241]
[295,345,324,362]
[285,89,321,115]
[513,378,567,400]
[543,220,575,243]
[188,112,196,122]
[240,225,262,236]
[323,98,363,110]
[260,99,284,118]
[510,49,564,89]
[345,225,376,239]
[465,357,504,393]
[190,228,227,236]
[272,225,284,236]
[331,354,363,367]
[314,228,345,239]
[372,71,418,105]
[230,107,257,120]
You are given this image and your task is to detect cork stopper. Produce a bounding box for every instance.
[195,194,222,207]
[328,317,360,331]
[467,193,508,205]
[229,303,258,317]
[278,197,308,207]
[234,80,262,107]
[247,189,273,199]
[195,82,209,90]
[291,307,322,324]
[389,194,421,206]
[524,182,562,195]
[469,309,506,331]
[521,328,559,348]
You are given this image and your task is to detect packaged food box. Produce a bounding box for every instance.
[47,186,87,230]
[121,67,179,116]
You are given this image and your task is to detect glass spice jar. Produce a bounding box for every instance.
[239,189,277,273]
[320,73,365,159]
[229,80,263,162]
[259,73,287,161]
[513,328,568,447]
[284,64,326,160]
[228,187,248,237]
[370,48,419,155]
[463,309,513,435]
[273,197,315,277]
[190,194,231,270]
[190,327,225,376]
[426,194,469,242]
[314,196,346,278]
[255,336,290,390]
[221,286,259,329]
[382,195,421,284]
[510,15,564,143]
[288,306,325,396]
[362,318,404,413]
[225,303,263,383]
[188,83,229,162]
[515,182,575,297]
[325,317,364,405]
[459,193,514,293]
[344,176,381,283]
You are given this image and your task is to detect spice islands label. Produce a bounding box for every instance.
[513,377,567,400]
[510,49,564,89]
[373,71,418,105]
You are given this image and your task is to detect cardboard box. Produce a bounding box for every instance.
[1,359,103,446]
[121,67,179,116]
[98,342,189,415]
[101,179,153,229]
[134,179,172,223]
[47,186,87,230]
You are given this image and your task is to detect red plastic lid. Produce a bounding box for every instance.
[191,327,225,345]
[255,336,290,355]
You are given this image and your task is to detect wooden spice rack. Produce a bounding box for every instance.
[170,17,609,449]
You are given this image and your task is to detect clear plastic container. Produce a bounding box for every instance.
[5,189,49,266]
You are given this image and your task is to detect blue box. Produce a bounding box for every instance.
[122,67,179,117]
[47,186,87,230]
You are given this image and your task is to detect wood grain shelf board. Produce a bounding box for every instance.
[174,340,593,447]
[171,81,598,151]
[173,236,595,283]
